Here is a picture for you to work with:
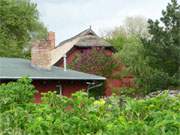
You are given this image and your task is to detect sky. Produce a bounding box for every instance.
[34,0,171,45]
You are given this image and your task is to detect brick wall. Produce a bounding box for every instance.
[55,46,113,67]
[33,80,88,103]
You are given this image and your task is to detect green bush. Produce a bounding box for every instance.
[112,87,140,97]
[0,77,36,112]
[88,82,105,99]
[0,79,179,134]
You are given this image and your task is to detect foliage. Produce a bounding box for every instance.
[0,0,47,58]
[108,33,156,93]
[123,16,150,38]
[106,0,180,93]
[105,16,149,40]
[106,16,149,52]
[113,87,141,97]
[117,41,170,93]
[0,79,179,135]
[88,82,105,98]
[113,34,174,94]
[143,0,180,77]
[106,32,140,52]
[105,17,157,93]
[69,48,119,78]
[0,77,36,112]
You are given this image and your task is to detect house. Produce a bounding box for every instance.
[0,57,105,103]
[0,27,133,101]
[47,27,133,96]
[30,27,132,96]
[52,27,115,67]
[0,30,107,103]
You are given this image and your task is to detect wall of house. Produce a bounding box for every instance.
[54,46,133,97]
[55,47,77,67]
[32,80,88,103]
[105,65,134,96]
[105,76,134,96]
[54,46,113,67]
[54,46,134,96]
[60,80,87,97]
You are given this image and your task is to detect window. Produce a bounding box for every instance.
[56,84,62,95]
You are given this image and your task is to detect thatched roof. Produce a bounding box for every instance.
[51,28,114,66]
[57,28,112,48]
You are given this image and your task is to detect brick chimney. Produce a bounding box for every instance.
[47,31,55,49]
[31,40,52,70]
[31,31,56,70]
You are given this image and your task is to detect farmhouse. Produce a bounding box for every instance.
[0,57,105,103]
[0,27,133,102]
[0,29,108,103]
[52,27,115,67]
[49,27,133,95]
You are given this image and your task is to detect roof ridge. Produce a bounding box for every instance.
[56,28,98,48]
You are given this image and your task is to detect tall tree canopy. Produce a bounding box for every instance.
[106,0,180,93]
[113,16,150,39]
[0,0,47,58]
[106,16,149,51]
[144,0,180,77]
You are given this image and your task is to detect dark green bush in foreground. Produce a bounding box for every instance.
[0,78,179,135]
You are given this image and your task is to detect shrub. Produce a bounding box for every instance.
[0,77,36,112]
[0,79,179,134]
[112,87,140,97]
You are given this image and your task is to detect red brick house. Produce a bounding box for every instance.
[0,57,105,103]
[48,28,133,96]
[0,27,133,101]
[53,28,115,67]
[0,29,107,103]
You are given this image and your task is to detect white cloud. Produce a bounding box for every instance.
[34,0,171,45]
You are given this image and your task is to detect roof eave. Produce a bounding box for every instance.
[0,76,106,81]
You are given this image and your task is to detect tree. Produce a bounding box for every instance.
[108,0,180,93]
[124,16,149,38]
[0,0,47,58]
[117,41,170,93]
[143,0,180,82]
[106,16,149,51]
[106,16,150,39]
[143,0,180,86]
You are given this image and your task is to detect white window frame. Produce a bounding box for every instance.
[56,84,62,95]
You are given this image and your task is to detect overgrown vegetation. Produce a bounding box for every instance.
[0,78,179,134]
[143,0,180,85]
[0,0,47,58]
[88,82,105,98]
[69,48,119,78]
[106,0,180,94]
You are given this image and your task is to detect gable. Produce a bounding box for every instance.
[50,28,113,66]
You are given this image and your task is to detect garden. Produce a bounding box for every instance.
[0,78,179,135]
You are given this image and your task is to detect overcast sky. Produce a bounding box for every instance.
[34,0,171,44]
